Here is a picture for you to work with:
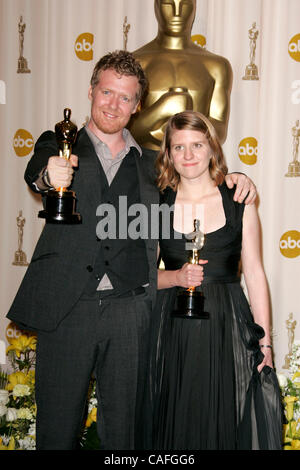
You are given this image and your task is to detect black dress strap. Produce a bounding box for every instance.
[218,182,245,231]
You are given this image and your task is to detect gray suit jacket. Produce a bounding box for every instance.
[7,128,159,331]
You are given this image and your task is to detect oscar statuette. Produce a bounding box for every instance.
[172,219,209,319]
[285,120,300,177]
[38,108,81,224]
[12,210,29,266]
[17,16,31,74]
[243,22,259,80]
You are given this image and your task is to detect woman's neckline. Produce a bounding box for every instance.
[172,184,227,237]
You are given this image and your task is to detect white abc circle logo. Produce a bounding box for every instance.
[13,129,34,157]
[6,322,23,342]
[288,34,300,62]
[75,33,94,61]
[238,137,258,165]
[279,230,300,258]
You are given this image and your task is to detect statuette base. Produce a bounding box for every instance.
[243,63,259,80]
[172,290,209,320]
[38,189,81,224]
[285,161,300,177]
[17,57,31,74]
[12,250,29,266]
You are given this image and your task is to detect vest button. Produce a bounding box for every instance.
[105,261,109,266]
[86,265,93,272]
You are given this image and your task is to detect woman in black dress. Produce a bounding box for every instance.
[151,111,282,450]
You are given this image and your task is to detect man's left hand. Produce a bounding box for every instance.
[225,173,257,204]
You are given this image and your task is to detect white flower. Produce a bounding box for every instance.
[12,384,30,397]
[6,407,18,422]
[88,397,98,413]
[0,435,10,446]
[28,422,36,437]
[17,407,33,420]
[0,404,7,417]
[17,436,36,450]
[0,389,9,406]
[277,373,288,388]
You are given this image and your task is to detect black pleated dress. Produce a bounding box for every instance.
[151,183,283,450]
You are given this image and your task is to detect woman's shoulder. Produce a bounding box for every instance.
[219,180,248,205]
[219,180,236,199]
[219,181,245,226]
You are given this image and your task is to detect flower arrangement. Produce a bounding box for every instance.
[0,328,99,450]
[277,340,300,450]
[0,333,36,450]
[80,378,100,449]
[3,329,298,451]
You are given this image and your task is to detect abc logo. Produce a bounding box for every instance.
[238,137,258,165]
[75,33,94,61]
[6,322,24,343]
[191,34,206,48]
[13,129,34,157]
[279,230,300,258]
[288,34,300,62]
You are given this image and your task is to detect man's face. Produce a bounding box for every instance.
[155,0,196,36]
[88,68,140,137]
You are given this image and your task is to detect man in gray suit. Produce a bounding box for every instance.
[7,50,255,450]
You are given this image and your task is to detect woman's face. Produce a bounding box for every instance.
[169,128,212,182]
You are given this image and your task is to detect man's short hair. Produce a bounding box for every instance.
[90,50,148,102]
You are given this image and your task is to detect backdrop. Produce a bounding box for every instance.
[0,0,299,373]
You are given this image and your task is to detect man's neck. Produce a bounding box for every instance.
[87,121,126,158]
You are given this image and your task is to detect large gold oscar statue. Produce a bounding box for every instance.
[129,0,233,150]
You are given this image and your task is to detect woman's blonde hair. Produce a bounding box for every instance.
[156,111,228,192]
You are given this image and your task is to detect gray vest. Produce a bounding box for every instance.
[83,148,149,297]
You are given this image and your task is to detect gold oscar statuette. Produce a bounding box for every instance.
[243,22,259,80]
[282,313,297,369]
[38,108,81,224]
[17,16,31,74]
[285,120,300,177]
[172,219,209,319]
[129,0,232,150]
[148,86,193,144]
[12,210,29,266]
[123,16,131,51]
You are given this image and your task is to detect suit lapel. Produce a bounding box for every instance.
[73,128,103,211]
[135,150,159,210]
